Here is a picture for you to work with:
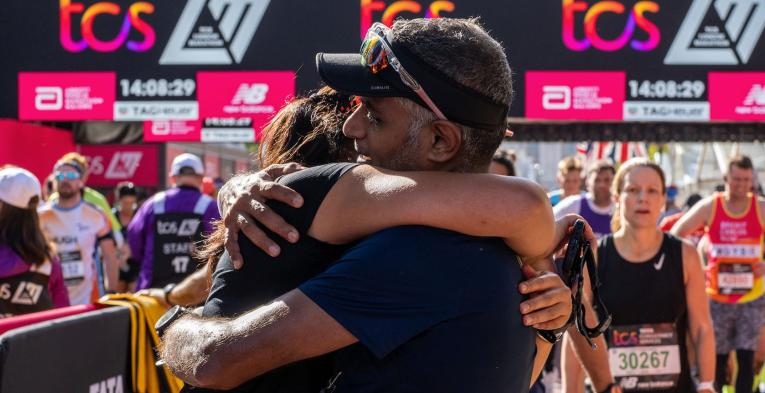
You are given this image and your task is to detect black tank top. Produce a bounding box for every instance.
[187,163,359,393]
[598,233,692,392]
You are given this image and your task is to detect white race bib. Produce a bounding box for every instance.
[717,263,754,294]
[608,323,681,391]
[59,251,85,281]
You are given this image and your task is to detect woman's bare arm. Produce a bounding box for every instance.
[682,241,716,390]
[310,165,555,260]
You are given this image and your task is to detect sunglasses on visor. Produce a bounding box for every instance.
[360,23,448,121]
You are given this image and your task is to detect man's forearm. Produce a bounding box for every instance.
[161,301,290,390]
[160,289,354,390]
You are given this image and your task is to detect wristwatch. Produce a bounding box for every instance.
[162,283,177,306]
[155,305,189,338]
[536,305,574,344]
[536,327,566,343]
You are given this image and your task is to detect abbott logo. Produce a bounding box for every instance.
[104,152,142,179]
[231,83,268,105]
[665,0,765,65]
[34,87,63,110]
[542,86,571,110]
[160,0,271,65]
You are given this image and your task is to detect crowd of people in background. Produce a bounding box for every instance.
[4,137,765,393]
[4,133,765,393]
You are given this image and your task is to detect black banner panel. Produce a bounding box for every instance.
[1,1,763,131]
[0,307,130,393]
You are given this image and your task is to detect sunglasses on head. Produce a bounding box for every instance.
[54,171,80,181]
[360,23,447,121]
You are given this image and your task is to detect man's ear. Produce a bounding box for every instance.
[427,120,462,163]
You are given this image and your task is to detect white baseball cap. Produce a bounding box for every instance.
[0,167,42,209]
[170,153,204,176]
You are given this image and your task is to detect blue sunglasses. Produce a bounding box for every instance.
[54,172,80,181]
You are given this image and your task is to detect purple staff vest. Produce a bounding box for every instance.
[579,198,612,239]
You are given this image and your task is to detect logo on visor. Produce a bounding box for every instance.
[665,0,765,64]
[160,0,271,65]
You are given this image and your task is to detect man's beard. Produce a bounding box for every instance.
[58,185,78,200]
[357,128,421,172]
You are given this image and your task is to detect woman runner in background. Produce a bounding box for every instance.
[567,158,716,392]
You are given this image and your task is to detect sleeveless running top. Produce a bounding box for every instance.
[598,234,692,392]
[706,192,764,303]
[38,201,110,305]
[580,197,612,239]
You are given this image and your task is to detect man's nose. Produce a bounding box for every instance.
[343,107,366,140]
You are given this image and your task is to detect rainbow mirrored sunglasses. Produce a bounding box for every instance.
[360,23,447,121]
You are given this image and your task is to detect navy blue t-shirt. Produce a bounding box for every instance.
[299,226,536,393]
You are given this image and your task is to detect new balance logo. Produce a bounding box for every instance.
[11,282,44,305]
[665,0,765,65]
[231,83,269,105]
[736,84,765,115]
[104,152,142,180]
[744,84,765,105]
[160,0,271,65]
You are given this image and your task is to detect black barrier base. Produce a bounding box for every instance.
[0,306,130,393]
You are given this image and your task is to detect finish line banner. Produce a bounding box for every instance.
[3,0,765,123]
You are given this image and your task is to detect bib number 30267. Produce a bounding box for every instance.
[608,323,681,390]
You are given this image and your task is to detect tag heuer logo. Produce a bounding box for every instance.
[665,0,765,65]
[160,0,271,65]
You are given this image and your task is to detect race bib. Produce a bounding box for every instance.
[608,323,680,391]
[59,251,85,282]
[717,263,754,294]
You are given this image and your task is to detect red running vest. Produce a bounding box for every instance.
[706,193,765,303]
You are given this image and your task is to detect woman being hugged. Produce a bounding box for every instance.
[0,166,69,317]
[569,158,715,393]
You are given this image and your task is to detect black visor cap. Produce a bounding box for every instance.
[316,44,509,130]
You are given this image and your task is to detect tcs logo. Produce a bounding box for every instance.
[361,0,455,38]
[563,0,660,52]
[60,0,155,53]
